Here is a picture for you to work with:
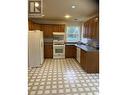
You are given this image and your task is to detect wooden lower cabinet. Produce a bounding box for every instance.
[44,44,53,58]
[65,45,76,58]
[80,49,99,73]
[80,49,87,69]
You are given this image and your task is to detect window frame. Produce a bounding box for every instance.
[65,25,81,42]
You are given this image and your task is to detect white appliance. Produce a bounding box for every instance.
[28,30,44,68]
[53,32,65,58]
[53,32,65,35]
[53,32,65,42]
[53,44,65,58]
[76,47,80,63]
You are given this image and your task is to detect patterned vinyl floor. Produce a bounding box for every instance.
[28,58,99,95]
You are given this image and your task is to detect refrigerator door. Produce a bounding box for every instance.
[40,32,44,64]
[28,30,43,67]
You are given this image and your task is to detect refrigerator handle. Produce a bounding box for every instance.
[40,40,43,47]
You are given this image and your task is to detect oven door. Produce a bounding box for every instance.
[53,45,65,58]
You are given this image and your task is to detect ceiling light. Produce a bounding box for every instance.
[72,5,76,8]
[42,14,45,17]
[65,15,71,18]
[35,2,39,7]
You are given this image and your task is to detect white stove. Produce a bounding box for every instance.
[53,32,65,58]
[53,44,65,58]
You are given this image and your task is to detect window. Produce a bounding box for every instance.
[66,26,80,42]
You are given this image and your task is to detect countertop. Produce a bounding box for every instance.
[75,44,98,52]
[65,42,77,46]
[65,44,76,46]
[65,43,98,52]
[44,42,99,52]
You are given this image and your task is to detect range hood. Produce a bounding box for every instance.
[53,32,65,35]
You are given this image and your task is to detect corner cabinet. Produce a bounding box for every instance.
[80,49,99,73]
[83,16,99,40]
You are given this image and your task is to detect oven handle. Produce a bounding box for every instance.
[53,44,65,46]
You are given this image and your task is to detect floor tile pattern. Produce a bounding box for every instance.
[28,58,99,95]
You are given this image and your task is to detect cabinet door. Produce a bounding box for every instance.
[90,19,95,39]
[83,16,99,39]
[85,52,99,73]
[28,20,34,30]
[92,17,99,39]
[44,25,53,37]
[80,49,87,69]
[44,44,53,58]
[83,23,86,38]
[96,18,99,40]
[85,23,88,38]
[34,23,41,30]
[88,20,91,38]
[65,45,76,58]
[80,50,99,73]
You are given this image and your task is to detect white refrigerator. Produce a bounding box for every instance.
[28,30,44,68]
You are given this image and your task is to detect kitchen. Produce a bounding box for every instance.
[28,0,99,95]
[1,0,127,95]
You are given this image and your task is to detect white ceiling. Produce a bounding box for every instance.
[30,0,98,22]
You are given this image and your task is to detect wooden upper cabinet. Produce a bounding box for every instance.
[41,24,65,38]
[90,19,95,38]
[93,17,99,39]
[83,16,99,40]
[28,20,65,38]
[52,24,65,32]
[41,25,53,38]
[28,20,41,30]
[34,23,41,30]
[84,23,88,38]
[61,25,65,32]
[96,18,99,40]
[88,20,92,38]
[28,20,34,30]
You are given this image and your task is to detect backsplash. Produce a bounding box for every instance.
[44,37,53,43]
[81,38,99,49]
